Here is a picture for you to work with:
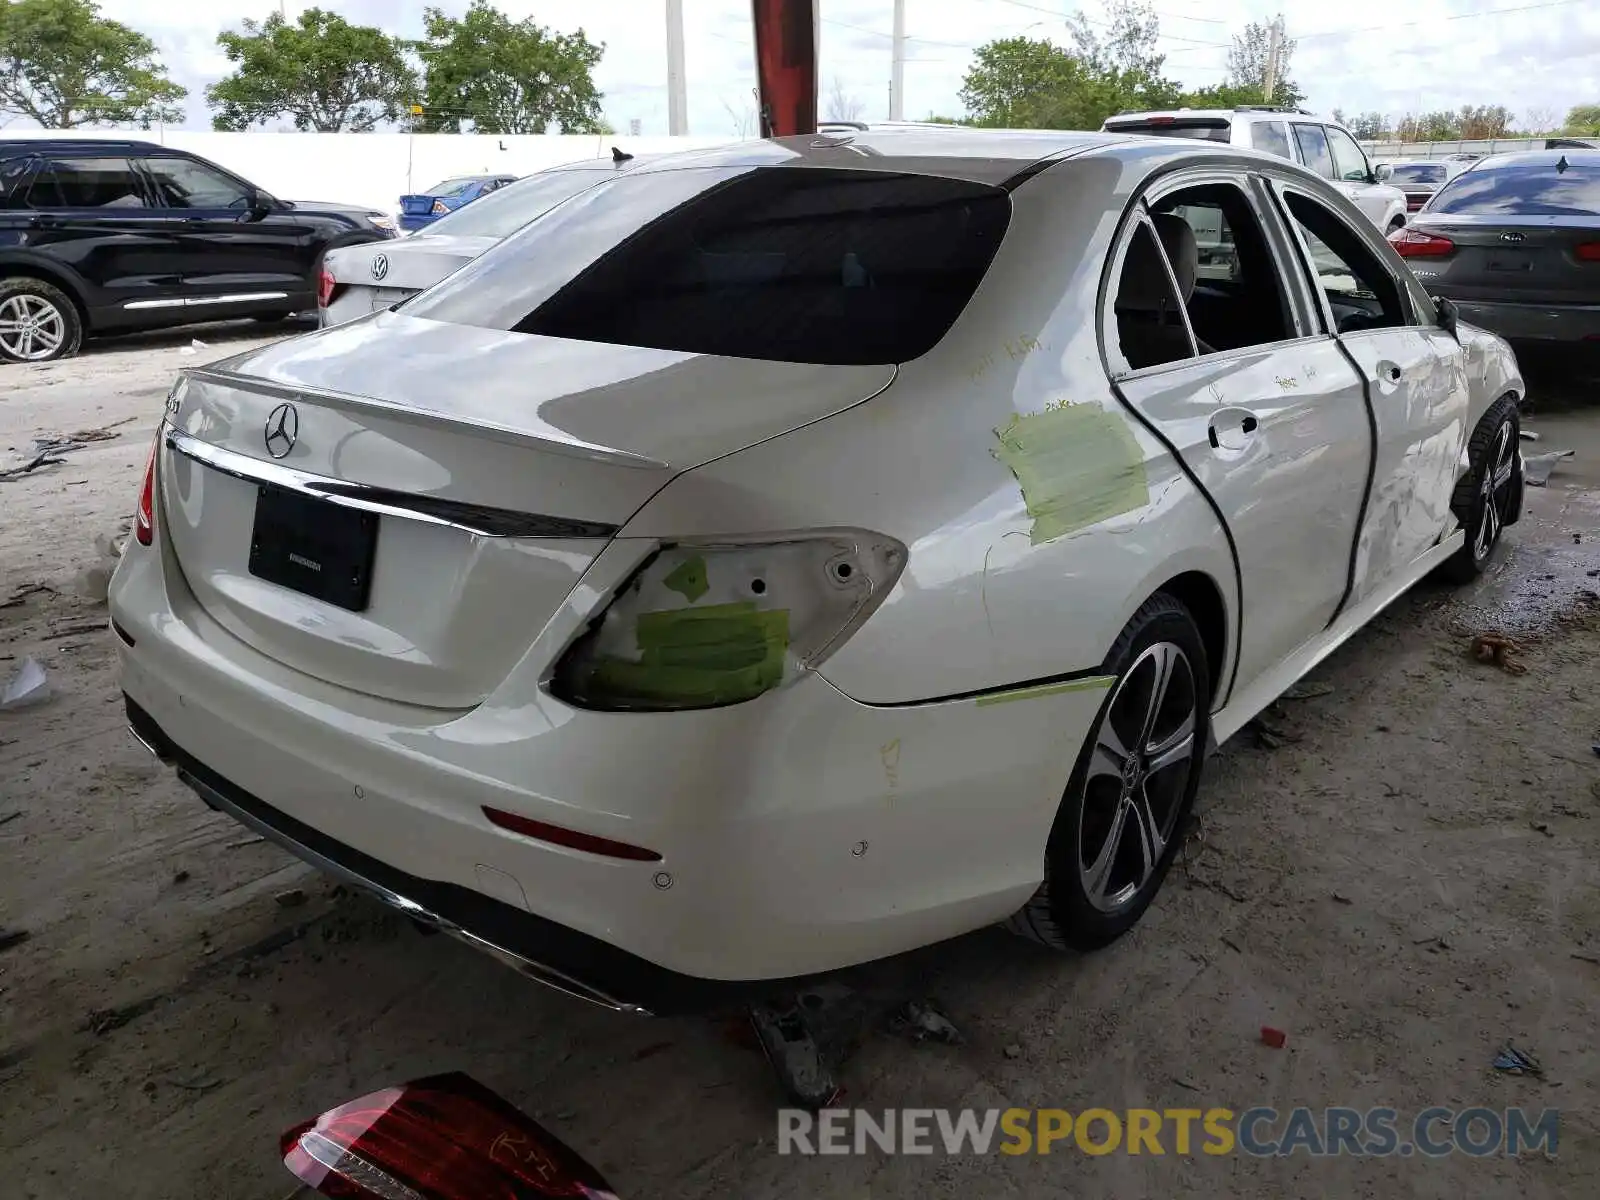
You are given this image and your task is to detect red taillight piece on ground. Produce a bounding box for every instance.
[282,1073,619,1200]
[134,436,158,546]
[1260,1026,1288,1049]
[1388,227,1455,258]
[318,266,337,308]
[1576,241,1600,262]
[483,806,662,862]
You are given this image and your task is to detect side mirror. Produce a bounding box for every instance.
[1433,295,1460,341]
[242,188,276,219]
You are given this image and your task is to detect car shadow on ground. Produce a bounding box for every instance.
[80,314,317,358]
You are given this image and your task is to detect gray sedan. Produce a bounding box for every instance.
[1388,150,1600,344]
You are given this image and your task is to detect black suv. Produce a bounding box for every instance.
[0,139,397,363]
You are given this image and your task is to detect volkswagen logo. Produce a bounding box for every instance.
[263,402,299,460]
[371,253,389,281]
[1499,231,1525,244]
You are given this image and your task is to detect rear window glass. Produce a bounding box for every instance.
[0,155,31,208]
[1108,120,1231,143]
[426,177,480,196]
[1428,157,1600,216]
[27,156,148,207]
[1386,163,1447,185]
[423,169,611,239]
[405,166,1012,366]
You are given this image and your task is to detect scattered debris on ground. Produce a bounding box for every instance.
[1492,1043,1543,1077]
[887,1000,963,1046]
[1468,632,1528,675]
[1523,449,1576,487]
[0,657,50,710]
[1280,680,1336,700]
[0,928,29,954]
[1260,1026,1288,1049]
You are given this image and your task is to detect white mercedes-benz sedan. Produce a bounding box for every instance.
[111,128,1524,1014]
[318,154,654,328]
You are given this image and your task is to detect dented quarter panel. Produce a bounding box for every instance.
[623,150,1241,706]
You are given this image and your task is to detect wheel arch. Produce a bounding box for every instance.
[1151,570,1229,707]
[0,256,91,329]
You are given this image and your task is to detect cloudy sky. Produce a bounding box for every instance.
[100,0,1600,135]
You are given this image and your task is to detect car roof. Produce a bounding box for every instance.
[611,127,1123,185]
[1460,148,1600,170]
[1105,107,1322,124]
[0,137,165,159]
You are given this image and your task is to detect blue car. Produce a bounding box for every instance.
[397,174,519,233]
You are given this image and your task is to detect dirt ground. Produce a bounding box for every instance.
[1,327,1597,1198]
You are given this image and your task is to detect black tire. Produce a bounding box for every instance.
[1008,593,1211,952]
[1387,215,1406,234]
[1438,395,1520,584]
[0,276,83,363]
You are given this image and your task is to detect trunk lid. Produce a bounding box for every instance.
[159,311,893,709]
[327,235,495,291]
[1411,214,1600,304]
[400,194,440,215]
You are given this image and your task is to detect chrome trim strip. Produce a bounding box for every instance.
[163,426,618,540]
[125,291,289,310]
[175,766,649,1015]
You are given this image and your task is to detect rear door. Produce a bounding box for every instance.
[20,153,182,316]
[1106,169,1372,695]
[137,152,315,309]
[1269,178,1471,606]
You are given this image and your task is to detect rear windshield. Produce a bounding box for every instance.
[1387,163,1447,185]
[404,166,1012,365]
[423,169,612,239]
[1428,157,1600,216]
[426,177,481,196]
[1106,119,1231,143]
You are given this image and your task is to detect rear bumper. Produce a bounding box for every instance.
[108,514,1104,1001]
[1450,300,1600,344]
[398,213,440,232]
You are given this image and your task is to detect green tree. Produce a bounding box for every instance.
[0,0,185,128]
[958,37,1092,128]
[1181,83,1274,111]
[1456,105,1511,139]
[1564,103,1600,135]
[207,9,415,132]
[1343,111,1389,140]
[1066,0,1183,113]
[416,0,604,134]
[1225,17,1303,107]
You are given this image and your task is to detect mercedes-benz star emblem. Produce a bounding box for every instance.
[371,253,389,281]
[264,402,299,460]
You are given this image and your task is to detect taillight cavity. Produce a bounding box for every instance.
[1388,227,1455,258]
[317,265,338,308]
[134,435,158,546]
[1576,241,1600,262]
[431,199,449,214]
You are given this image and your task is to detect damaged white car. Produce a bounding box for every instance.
[111,129,1523,1014]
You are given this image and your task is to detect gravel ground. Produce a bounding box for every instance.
[1,329,1597,1199]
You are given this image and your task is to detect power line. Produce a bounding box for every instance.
[1296,0,1588,41]
[822,17,975,49]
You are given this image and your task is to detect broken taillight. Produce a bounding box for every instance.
[318,265,338,308]
[134,435,158,546]
[282,1073,619,1200]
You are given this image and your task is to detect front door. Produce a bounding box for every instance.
[1106,172,1373,698]
[1324,125,1392,226]
[1270,183,1472,607]
[137,154,315,310]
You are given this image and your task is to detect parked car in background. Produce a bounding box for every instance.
[0,138,395,363]
[1103,106,1410,233]
[1389,149,1600,345]
[398,174,519,233]
[115,129,1523,1016]
[322,156,653,327]
[1374,159,1466,213]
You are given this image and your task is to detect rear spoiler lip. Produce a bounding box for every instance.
[183,365,669,471]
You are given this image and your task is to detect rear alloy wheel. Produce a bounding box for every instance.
[1008,593,1210,951]
[0,278,81,364]
[1440,396,1520,583]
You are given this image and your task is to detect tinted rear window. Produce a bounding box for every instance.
[1108,119,1231,143]
[424,169,611,239]
[1250,121,1292,158]
[1428,157,1600,216]
[405,166,1011,366]
[427,177,480,196]
[1386,163,1447,185]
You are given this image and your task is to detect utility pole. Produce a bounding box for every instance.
[1262,17,1283,105]
[666,0,688,135]
[889,0,907,121]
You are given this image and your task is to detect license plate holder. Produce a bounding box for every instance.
[248,485,378,612]
[1486,250,1533,272]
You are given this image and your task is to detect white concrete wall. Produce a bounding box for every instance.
[0,130,733,217]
